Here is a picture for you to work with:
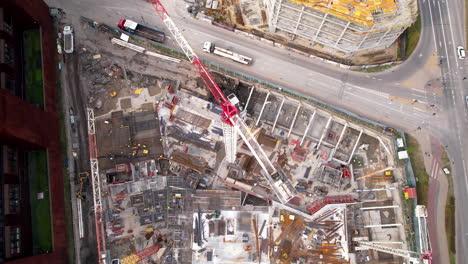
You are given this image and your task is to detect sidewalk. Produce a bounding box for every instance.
[415,130,449,264]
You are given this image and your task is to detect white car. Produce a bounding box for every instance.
[457,46,465,59]
[442,167,450,175]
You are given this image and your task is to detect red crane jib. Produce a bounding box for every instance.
[136,244,161,259]
[191,57,238,123]
[149,0,238,125]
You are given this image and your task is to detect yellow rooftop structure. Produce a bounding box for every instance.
[289,0,398,27]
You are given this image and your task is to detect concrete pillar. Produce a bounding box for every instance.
[287,104,301,138]
[360,205,399,210]
[334,123,348,149]
[256,92,270,126]
[293,6,305,35]
[271,97,285,132]
[243,86,255,114]
[300,110,316,145]
[376,27,392,46]
[356,25,375,50]
[314,13,328,41]
[346,128,364,164]
[317,116,332,149]
[335,22,350,47]
[271,0,283,33]
[364,224,402,228]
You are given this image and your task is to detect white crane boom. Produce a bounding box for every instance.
[86,108,107,263]
[356,241,431,264]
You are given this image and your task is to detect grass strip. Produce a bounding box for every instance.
[441,149,456,263]
[353,64,393,73]
[23,29,44,108]
[405,14,421,58]
[29,150,52,254]
[405,134,429,205]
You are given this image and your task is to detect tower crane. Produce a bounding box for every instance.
[148,0,296,204]
[113,244,162,264]
[355,240,432,264]
[86,108,107,264]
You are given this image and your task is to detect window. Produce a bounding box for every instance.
[2,12,13,35]
[5,75,15,93]
[3,146,17,174]
[3,42,14,65]
[9,227,20,256]
[8,186,19,214]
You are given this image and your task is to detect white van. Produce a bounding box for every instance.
[63,26,74,54]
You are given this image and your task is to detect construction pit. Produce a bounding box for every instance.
[75,17,417,264]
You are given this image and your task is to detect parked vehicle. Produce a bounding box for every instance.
[63,26,74,54]
[118,19,165,43]
[442,167,450,175]
[457,46,465,59]
[203,41,253,65]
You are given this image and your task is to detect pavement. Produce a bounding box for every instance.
[421,1,468,263]
[44,0,468,263]
[61,47,97,263]
[417,130,450,264]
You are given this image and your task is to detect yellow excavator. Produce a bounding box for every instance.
[76,172,89,200]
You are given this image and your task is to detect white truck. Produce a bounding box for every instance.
[203,41,252,65]
[63,26,74,54]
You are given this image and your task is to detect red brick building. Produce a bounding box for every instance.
[0,0,68,263]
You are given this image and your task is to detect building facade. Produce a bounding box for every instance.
[0,0,68,263]
[263,0,418,53]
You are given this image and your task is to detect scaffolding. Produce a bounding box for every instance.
[263,0,418,52]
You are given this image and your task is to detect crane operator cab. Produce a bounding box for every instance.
[227,93,244,112]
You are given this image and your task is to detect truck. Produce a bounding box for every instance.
[63,26,74,54]
[118,19,165,43]
[203,41,253,65]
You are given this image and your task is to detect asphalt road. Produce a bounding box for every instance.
[46,0,468,262]
[422,0,468,263]
[47,0,436,130]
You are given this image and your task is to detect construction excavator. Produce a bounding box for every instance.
[76,172,89,200]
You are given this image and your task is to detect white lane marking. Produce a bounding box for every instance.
[437,1,451,68]
[442,0,459,68]
[427,0,438,50]
[348,84,388,98]
[414,107,428,113]
[344,92,417,126]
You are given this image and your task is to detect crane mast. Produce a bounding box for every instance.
[87,108,107,264]
[149,0,296,204]
[355,240,431,264]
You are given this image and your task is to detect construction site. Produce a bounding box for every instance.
[60,2,430,264]
[198,0,418,60]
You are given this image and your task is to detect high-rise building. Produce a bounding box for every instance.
[0,0,68,263]
[263,0,418,53]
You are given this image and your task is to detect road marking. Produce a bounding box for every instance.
[443,0,460,69]
[427,0,438,50]
[430,158,439,179]
[437,1,451,69]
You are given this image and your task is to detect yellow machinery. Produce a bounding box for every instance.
[76,172,89,200]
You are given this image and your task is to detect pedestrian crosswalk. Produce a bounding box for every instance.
[429,157,439,179]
